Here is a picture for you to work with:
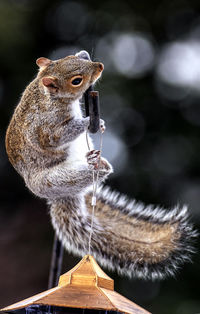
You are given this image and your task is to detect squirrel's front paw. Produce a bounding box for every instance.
[86,150,100,170]
[84,117,106,133]
[86,150,113,174]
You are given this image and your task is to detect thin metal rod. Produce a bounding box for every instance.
[84,86,100,133]
[48,52,100,290]
[48,233,64,289]
[84,85,93,117]
[88,91,100,133]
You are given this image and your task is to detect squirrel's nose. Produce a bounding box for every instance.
[98,63,104,72]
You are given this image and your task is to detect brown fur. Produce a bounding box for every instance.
[5,51,196,279]
[85,195,180,264]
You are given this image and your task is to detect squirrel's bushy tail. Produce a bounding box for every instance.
[50,186,197,280]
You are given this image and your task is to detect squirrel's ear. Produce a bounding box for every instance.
[42,76,59,93]
[36,57,52,68]
[75,50,91,61]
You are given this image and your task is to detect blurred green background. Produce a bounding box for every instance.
[0,0,200,313]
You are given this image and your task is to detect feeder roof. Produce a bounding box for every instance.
[1,255,150,314]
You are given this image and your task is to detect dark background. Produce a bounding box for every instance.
[0,0,200,313]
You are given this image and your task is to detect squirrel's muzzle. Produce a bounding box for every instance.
[98,63,104,72]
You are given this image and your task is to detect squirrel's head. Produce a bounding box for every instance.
[36,51,104,100]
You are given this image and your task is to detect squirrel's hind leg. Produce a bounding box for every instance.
[24,161,111,200]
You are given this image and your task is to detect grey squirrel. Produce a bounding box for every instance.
[5,50,196,280]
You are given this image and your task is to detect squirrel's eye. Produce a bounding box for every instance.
[71,77,83,86]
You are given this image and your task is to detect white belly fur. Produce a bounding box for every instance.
[66,131,94,168]
[65,99,94,168]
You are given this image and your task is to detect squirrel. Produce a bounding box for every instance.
[5,50,196,280]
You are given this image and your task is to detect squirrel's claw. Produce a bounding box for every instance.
[86,150,100,170]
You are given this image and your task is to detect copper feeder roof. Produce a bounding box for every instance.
[1,255,151,314]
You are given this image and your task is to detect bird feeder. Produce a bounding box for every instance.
[0,255,150,314]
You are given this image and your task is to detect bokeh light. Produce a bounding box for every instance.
[112,33,155,77]
[1,0,200,313]
[91,129,128,175]
[157,40,200,91]
[96,32,155,77]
